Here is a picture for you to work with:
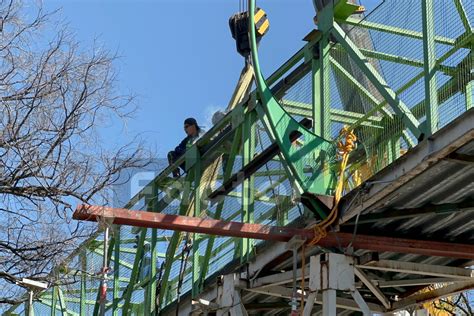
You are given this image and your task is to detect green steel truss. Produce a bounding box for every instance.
[6,0,472,315]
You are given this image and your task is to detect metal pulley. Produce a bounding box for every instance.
[229,7,269,58]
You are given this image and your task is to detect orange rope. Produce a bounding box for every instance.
[308,127,356,246]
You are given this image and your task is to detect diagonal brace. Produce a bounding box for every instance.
[331,22,422,139]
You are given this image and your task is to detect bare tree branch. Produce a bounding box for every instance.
[0,1,152,309]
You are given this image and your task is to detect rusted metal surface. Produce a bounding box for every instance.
[74,205,474,259]
[73,205,315,242]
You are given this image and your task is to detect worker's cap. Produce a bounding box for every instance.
[184,117,199,127]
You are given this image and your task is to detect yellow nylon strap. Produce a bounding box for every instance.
[309,127,357,246]
[197,65,255,215]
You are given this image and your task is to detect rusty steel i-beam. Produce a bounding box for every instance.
[73,205,474,260]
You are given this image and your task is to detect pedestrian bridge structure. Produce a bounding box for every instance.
[6,0,473,315]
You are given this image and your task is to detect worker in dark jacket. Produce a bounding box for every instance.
[168,117,202,178]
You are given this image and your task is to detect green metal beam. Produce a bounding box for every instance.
[42,295,125,308]
[198,126,242,289]
[226,190,277,203]
[437,32,473,66]
[329,56,383,109]
[80,251,86,316]
[267,47,305,87]
[121,227,146,316]
[421,0,439,136]
[118,236,168,244]
[282,99,384,128]
[331,22,422,139]
[158,171,194,309]
[54,285,127,295]
[57,287,69,316]
[112,227,120,316]
[241,110,256,262]
[38,299,78,316]
[192,153,202,297]
[147,183,159,315]
[340,46,456,76]
[255,175,288,200]
[453,0,472,32]
[50,287,57,316]
[412,70,470,119]
[466,80,473,110]
[316,3,332,140]
[92,248,133,270]
[340,17,456,46]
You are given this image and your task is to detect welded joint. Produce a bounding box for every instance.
[216,274,249,316]
[191,298,219,312]
[354,267,391,309]
[306,253,376,315]
[98,216,115,230]
[309,253,355,292]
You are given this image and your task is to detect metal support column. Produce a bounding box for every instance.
[148,182,159,315]
[216,274,248,316]
[99,226,110,316]
[421,0,439,136]
[192,152,202,297]
[322,288,336,316]
[50,286,57,316]
[80,251,87,316]
[388,136,401,163]
[27,290,34,316]
[112,226,120,316]
[311,41,332,195]
[306,253,373,315]
[241,110,256,263]
[57,287,68,316]
[466,80,473,110]
[316,3,332,141]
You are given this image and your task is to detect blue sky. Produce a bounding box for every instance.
[43,0,381,157]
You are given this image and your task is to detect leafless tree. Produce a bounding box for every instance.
[0,0,150,308]
[432,291,474,316]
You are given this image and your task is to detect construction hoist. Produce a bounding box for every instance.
[229,7,269,61]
